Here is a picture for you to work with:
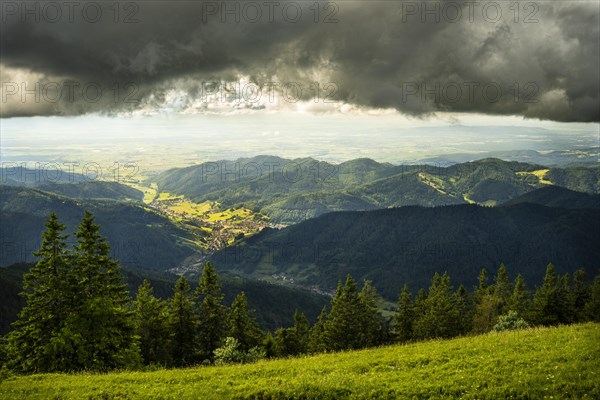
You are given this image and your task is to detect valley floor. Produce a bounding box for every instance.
[1,323,599,399]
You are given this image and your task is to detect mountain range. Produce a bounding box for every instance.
[153,156,599,224]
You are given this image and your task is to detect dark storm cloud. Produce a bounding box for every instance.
[1,0,598,121]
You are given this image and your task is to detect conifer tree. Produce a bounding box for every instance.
[292,310,310,353]
[274,310,310,356]
[357,280,387,347]
[507,274,531,321]
[393,284,414,342]
[493,263,512,315]
[532,263,560,326]
[473,268,490,304]
[556,273,575,324]
[323,276,363,350]
[455,284,473,335]
[5,213,71,372]
[472,293,499,334]
[134,280,172,366]
[169,276,199,366]
[195,262,228,362]
[308,306,328,354]
[572,269,591,322]
[56,211,140,371]
[413,273,459,339]
[228,292,262,352]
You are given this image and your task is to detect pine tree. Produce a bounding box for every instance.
[455,284,473,335]
[532,263,563,326]
[323,276,362,350]
[413,273,459,339]
[195,262,228,362]
[169,276,199,366]
[471,293,499,333]
[556,273,575,324]
[55,211,140,371]
[5,213,71,372]
[493,264,512,315]
[473,268,490,304]
[393,284,414,342]
[572,269,591,322]
[274,310,310,357]
[308,306,328,354]
[228,292,262,352]
[357,280,387,347]
[507,274,531,321]
[134,280,172,366]
[261,333,277,358]
[292,310,310,354]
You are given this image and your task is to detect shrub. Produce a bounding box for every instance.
[214,337,265,365]
[493,311,530,332]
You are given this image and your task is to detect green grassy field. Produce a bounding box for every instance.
[1,323,599,399]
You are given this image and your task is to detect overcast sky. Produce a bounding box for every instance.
[1,1,599,122]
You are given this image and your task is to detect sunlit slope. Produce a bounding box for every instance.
[1,323,598,399]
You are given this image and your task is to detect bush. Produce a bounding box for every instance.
[493,311,530,332]
[214,337,265,365]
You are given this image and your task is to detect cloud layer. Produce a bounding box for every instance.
[1,1,598,121]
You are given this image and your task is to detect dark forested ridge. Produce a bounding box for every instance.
[210,203,600,299]
[504,186,600,209]
[0,186,194,269]
[33,181,144,201]
[153,156,599,223]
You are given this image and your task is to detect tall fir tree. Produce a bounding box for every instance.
[393,284,414,342]
[274,310,309,356]
[307,306,328,354]
[413,272,460,339]
[473,268,490,304]
[556,273,575,324]
[532,263,560,326]
[472,293,499,333]
[572,269,591,322]
[507,274,531,321]
[323,276,363,350]
[57,211,140,371]
[357,280,387,347]
[195,262,228,362]
[134,280,172,366]
[5,213,71,373]
[169,276,199,366]
[493,264,512,315]
[455,284,473,335]
[228,292,262,352]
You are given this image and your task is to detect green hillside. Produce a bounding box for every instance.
[152,156,599,223]
[1,323,598,399]
[211,203,600,299]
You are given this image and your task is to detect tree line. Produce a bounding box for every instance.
[1,212,599,373]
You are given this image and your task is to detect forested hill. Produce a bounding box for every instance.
[152,156,599,223]
[504,186,600,209]
[0,186,195,269]
[210,203,600,299]
[33,181,144,201]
